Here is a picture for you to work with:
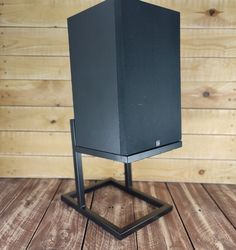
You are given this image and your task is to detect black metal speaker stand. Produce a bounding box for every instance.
[61,120,178,240]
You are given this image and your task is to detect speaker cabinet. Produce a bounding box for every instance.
[68,0,181,156]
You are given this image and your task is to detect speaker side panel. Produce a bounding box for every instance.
[68,0,121,154]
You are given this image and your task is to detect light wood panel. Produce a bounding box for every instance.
[0,80,72,107]
[1,80,236,109]
[2,56,236,81]
[2,28,236,58]
[0,0,236,184]
[0,27,68,56]
[181,29,236,58]
[0,107,236,135]
[0,106,74,132]
[181,81,236,109]
[1,0,236,28]
[0,56,70,80]
[0,156,235,184]
[0,132,235,160]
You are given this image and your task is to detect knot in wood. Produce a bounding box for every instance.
[51,120,56,124]
[203,91,210,98]
[206,8,222,17]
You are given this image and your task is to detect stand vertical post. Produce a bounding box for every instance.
[70,119,86,208]
[124,163,132,189]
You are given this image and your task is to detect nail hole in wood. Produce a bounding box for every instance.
[199,169,205,175]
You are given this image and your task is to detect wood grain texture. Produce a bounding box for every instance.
[83,185,137,250]
[0,132,235,160]
[0,80,72,107]
[181,29,236,58]
[204,184,236,228]
[168,183,236,249]
[1,80,236,109]
[134,182,193,249]
[1,107,236,135]
[28,180,93,250]
[0,179,60,250]
[0,56,70,80]
[0,106,73,132]
[182,81,236,109]
[0,0,103,28]
[1,0,236,28]
[2,56,236,81]
[2,28,236,58]
[0,156,236,184]
[148,0,236,28]
[0,27,68,56]
[0,178,28,213]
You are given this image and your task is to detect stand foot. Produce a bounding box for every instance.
[61,178,172,240]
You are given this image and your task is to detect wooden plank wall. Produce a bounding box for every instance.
[0,0,236,184]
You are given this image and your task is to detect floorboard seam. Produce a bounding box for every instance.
[0,179,31,216]
[201,184,236,230]
[133,183,138,250]
[81,181,96,250]
[25,179,63,250]
[166,183,195,250]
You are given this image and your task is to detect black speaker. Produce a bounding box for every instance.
[68,0,181,156]
[62,0,182,240]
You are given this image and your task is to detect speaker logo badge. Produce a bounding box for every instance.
[156,140,161,147]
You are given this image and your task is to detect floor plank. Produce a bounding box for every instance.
[0,179,60,250]
[168,183,236,249]
[82,185,137,250]
[203,184,236,228]
[0,178,29,214]
[28,180,93,250]
[133,182,193,249]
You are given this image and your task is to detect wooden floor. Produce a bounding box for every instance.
[0,179,235,250]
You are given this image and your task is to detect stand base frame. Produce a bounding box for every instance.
[61,120,174,240]
[61,177,172,240]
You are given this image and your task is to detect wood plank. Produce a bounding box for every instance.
[0,27,68,56]
[182,109,236,135]
[0,178,29,213]
[0,156,235,184]
[2,56,236,81]
[2,28,236,58]
[134,182,193,249]
[0,80,72,107]
[1,0,236,28]
[181,58,236,82]
[0,106,73,132]
[83,185,137,249]
[28,180,93,250]
[1,107,236,135]
[182,81,236,109]
[1,80,236,109]
[181,29,236,58]
[0,132,235,160]
[0,179,60,250]
[0,0,103,28]
[148,0,236,28]
[0,56,70,80]
[204,184,236,228]
[168,183,236,249]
